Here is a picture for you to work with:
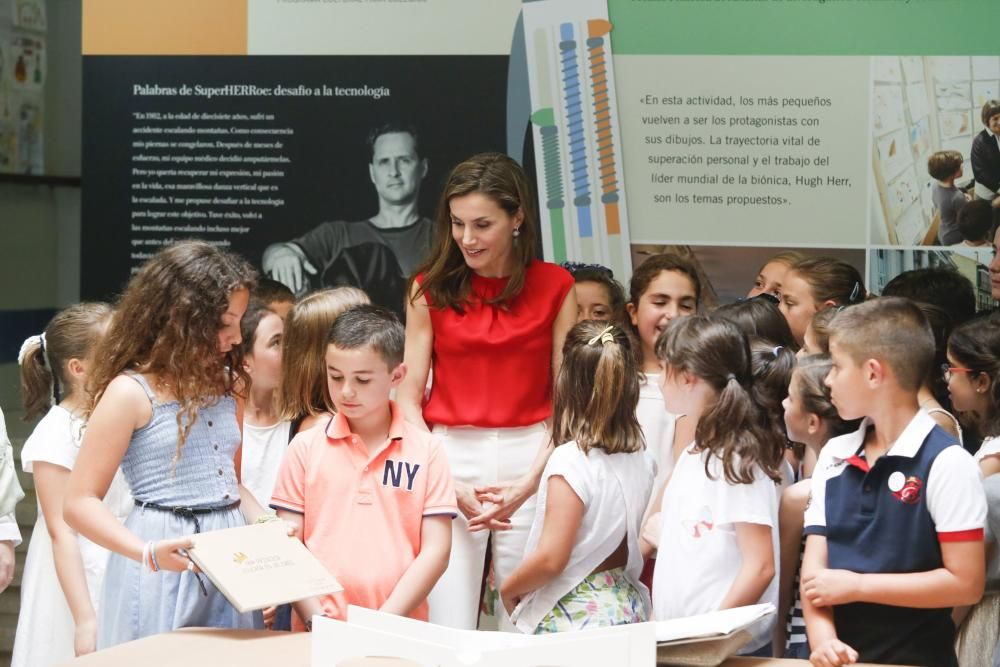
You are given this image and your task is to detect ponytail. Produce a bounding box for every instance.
[748,339,797,474]
[19,303,112,422]
[19,335,54,421]
[657,316,783,484]
[553,322,643,455]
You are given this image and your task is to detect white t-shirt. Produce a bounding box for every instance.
[976,436,1000,463]
[241,419,292,508]
[510,441,654,633]
[21,405,133,520]
[652,443,779,653]
[638,373,678,513]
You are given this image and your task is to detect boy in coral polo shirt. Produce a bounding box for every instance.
[271,304,457,630]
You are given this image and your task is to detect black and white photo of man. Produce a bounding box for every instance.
[262,122,433,316]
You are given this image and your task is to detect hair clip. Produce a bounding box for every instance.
[587,325,616,346]
[772,346,783,357]
[849,281,862,303]
[18,333,45,367]
[561,261,614,279]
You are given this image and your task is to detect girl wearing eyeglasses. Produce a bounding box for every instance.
[946,312,1000,478]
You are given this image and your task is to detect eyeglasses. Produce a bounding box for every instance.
[941,364,981,381]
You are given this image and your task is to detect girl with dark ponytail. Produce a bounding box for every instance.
[499,321,653,633]
[644,316,782,656]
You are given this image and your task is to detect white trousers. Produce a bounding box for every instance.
[427,422,547,629]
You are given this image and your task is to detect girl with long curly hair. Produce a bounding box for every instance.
[64,241,266,647]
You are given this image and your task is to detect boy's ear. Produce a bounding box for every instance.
[390,362,407,387]
[862,357,882,386]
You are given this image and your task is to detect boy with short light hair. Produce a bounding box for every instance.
[801,297,986,667]
[271,304,456,629]
[928,150,970,245]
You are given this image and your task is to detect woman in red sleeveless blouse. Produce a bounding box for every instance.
[398,153,576,629]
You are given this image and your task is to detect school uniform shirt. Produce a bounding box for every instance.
[510,441,654,633]
[803,411,986,667]
[270,401,457,627]
[652,443,780,654]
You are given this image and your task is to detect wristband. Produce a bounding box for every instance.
[150,541,161,572]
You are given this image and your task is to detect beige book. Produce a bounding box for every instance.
[188,521,342,613]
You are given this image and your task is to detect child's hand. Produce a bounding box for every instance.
[801,568,861,607]
[470,477,534,531]
[500,587,521,617]
[641,511,662,550]
[809,637,859,666]
[74,617,98,656]
[153,536,198,572]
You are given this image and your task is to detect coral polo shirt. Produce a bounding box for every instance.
[270,401,457,627]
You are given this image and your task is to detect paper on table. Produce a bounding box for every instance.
[188,521,342,613]
[654,603,775,643]
[309,606,657,667]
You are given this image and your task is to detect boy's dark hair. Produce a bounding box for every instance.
[982,99,1000,127]
[956,199,995,245]
[948,311,1000,438]
[828,297,934,393]
[713,298,798,350]
[927,150,963,181]
[326,304,404,368]
[253,277,296,305]
[881,267,976,327]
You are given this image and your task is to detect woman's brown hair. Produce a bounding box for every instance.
[86,241,256,460]
[276,286,369,421]
[656,316,782,484]
[21,303,112,421]
[552,322,643,455]
[410,152,538,311]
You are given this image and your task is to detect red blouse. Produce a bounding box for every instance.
[420,260,574,428]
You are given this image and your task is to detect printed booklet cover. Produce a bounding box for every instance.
[188,520,342,613]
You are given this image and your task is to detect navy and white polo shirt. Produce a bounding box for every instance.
[803,410,986,667]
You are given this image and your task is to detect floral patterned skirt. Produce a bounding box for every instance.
[533,567,647,634]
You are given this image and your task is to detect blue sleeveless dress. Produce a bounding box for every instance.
[98,373,262,648]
